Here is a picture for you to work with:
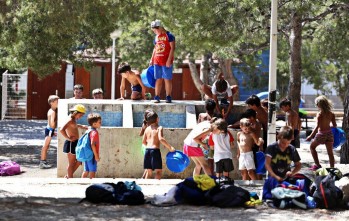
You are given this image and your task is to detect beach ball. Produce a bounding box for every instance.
[141,66,156,88]
[166,150,190,173]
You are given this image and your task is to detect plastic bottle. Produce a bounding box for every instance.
[306,196,317,209]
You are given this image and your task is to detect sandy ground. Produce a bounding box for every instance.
[1,120,349,220]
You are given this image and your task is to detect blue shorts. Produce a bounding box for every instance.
[84,159,97,172]
[154,65,173,80]
[144,148,162,170]
[44,127,55,137]
[132,84,142,93]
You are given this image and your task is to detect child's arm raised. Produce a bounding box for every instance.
[158,127,175,152]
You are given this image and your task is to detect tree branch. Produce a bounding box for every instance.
[235,42,269,56]
[302,3,349,24]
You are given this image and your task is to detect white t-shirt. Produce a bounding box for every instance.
[184,121,211,147]
[208,131,234,162]
[211,80,232,97]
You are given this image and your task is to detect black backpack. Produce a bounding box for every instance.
[83,182,145,205]
[311,173,343,209]
[206,184,250,208]
[85,183,119,204]
[117,189,145,205]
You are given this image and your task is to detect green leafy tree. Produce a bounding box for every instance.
[1,0,349,162]
[0,0,120,78]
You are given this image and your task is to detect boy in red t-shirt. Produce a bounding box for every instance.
[82,113,102,179]
[149,19,176,103]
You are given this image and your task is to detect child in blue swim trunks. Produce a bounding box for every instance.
[142,110,175,179]
[39,95,59,169]
[118,62,146,100]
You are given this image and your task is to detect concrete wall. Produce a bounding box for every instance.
[57,99,246,179]
[57,127,240,179]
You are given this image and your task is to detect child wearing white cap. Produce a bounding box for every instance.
[149,19,176,103]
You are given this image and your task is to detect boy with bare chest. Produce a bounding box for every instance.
[60,104,88,178]
[40,95,59,169]
[142,110,175,179]
[118,62,146,100]
[237,118,264,180]
[280,99,301,148]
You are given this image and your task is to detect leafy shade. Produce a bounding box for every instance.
[0,0,119,78]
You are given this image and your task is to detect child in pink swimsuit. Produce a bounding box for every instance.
[306,95,337,170]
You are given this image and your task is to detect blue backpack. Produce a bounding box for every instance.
[76,128,95,162]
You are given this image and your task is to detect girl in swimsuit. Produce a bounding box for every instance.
[306,95,337,170]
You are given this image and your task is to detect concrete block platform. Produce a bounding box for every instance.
[57,99,247,179]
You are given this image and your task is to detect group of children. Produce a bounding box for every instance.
[38,18,340,180]
[40,93,103,178]
[59,104,102,178]
[40,69,338,181]
[180,89,338,182]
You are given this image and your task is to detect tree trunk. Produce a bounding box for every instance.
[288,13,302,148]
[340,73,349,163]
[188,58,204,95]
[200,54,209,85]
[199,54,210,99]
[288,13,302,112]
[208,56,220,81]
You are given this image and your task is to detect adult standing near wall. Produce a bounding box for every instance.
[149,19,176,103]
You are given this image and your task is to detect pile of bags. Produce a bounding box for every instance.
[263,169,349,209]
[152,174,257,208]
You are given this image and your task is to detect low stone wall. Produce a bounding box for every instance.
[57,127,240,179]
[57,99,246,179]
